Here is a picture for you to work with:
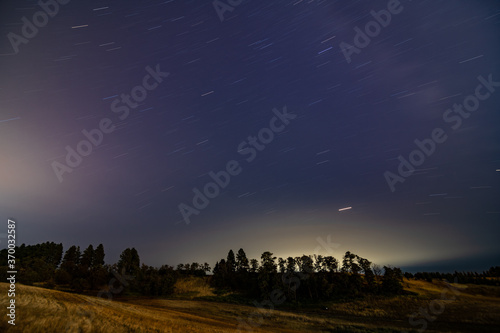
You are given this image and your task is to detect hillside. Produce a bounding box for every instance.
[1,279,500,332]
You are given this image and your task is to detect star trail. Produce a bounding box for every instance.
[1,0,499,272]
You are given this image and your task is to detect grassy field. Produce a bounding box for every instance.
[1,278,499,332]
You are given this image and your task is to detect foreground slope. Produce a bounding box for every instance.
[0,282,247,333]
[0,282,359,333]
[1,280,500,332]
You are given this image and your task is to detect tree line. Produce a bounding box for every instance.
[211,249,405,302]
[0,243,404,300]
[0,242,180,297]
[1,242,497,303]
[406,267,500,286]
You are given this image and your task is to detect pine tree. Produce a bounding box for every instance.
[117,247,141,285]
[226,250,236,273]
[60,245,81,278]
[236,248,249,272]
[94,244,105,267]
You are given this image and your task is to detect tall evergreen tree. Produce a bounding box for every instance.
[226,249,236,273]
[286,257,297,273]
[260,252,277,273]
[94,244,105,267]
[117,248,140,276]
[60,245,81,278]
[236,248,249,272]
[249,259,259,273]
[80,245,95,271]
[257,252,277,297]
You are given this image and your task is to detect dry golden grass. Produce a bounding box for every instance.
[173,276,215,298]
[0,282,345,333]
[311,279,500,332]
[0,282,246,333]
[1,279,499,332]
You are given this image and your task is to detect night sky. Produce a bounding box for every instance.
[1,0,499,272]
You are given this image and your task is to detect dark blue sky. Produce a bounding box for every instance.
[1,0,499,272]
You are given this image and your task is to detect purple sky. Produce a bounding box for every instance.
[1,0,499,272]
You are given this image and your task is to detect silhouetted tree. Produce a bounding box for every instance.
[286,257,297,273]
[249,259,259,273]
[94,244,105,266]
[342,251,360,274]
[322,256,338,272]
[57,245,80,284]
[382,266,403,294]
[314,255,324,272]
[258,252,277,297]
[8,242,64,285]
[137,264,177,296]
[226,250,236,273]
[212,259,229,288]
[117,248,140,276]
[236,248,249,273]
[357,256,375,291]
[80,245,94,271]
[89,244,108,289]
